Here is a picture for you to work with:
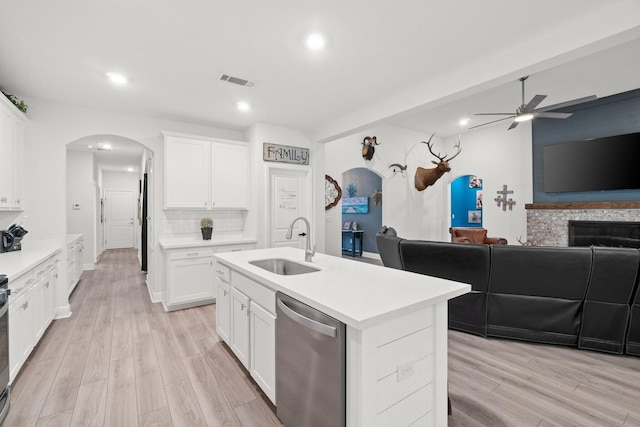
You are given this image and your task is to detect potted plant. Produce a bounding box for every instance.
[200,217,213,240]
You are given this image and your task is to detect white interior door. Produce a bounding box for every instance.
[105,190,135,249]
[269,167,311,248]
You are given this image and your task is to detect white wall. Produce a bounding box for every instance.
[66,150,96,268]
[246,123,312,249]
[21,96,244,313]
[324,123,532,256]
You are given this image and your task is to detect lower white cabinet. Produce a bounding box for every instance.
[250,300,276,403]
[167,248,215,307]
[8,252,60,382]
[9,290,33,381]
[215,263,276,404]
[229,286,250,368]
[67,235,84,295]
[216,279,230,342]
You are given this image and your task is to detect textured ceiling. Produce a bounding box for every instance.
[1,0,639,140]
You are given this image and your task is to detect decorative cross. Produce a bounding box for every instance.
[494,185,516,211]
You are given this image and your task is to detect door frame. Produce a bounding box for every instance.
[266,164,313,249]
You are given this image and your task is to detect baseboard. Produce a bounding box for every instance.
[55,304,72,319]
[145,279,162,304]
[83,263,95,271]
[162,298,215,312]
[362,251,381,260]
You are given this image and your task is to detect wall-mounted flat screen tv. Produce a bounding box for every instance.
[543,131,640,193]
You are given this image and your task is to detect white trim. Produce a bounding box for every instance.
[55,304,72,319]
[361,251,381,260]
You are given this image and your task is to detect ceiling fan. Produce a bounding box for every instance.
[470,76,597,130]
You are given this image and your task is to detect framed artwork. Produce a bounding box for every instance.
[468,210,482,224]
[476,191,483,209]
[469,176,483,188]
[343,220,353,230]
[342,197,369,214]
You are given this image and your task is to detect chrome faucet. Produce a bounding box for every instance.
[285,216,315,262]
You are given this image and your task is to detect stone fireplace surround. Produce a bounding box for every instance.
[526,201,640,247]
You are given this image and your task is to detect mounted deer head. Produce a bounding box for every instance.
[361,136,379,161]
[414,134,462,191]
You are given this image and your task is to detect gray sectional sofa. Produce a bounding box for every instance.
[376,226,640,356]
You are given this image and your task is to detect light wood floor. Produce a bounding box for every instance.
[8,249,640,426]
[7,249,283,427]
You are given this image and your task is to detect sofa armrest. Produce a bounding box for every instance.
[485,237,508,245]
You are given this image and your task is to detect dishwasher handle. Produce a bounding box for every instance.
[277,298,337,337]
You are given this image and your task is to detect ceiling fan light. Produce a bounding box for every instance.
[515,113,534,122]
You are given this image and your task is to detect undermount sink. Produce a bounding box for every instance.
[249,258,320,275]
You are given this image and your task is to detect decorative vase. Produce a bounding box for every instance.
[201,227,213,240]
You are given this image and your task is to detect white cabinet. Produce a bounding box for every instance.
[67,235,84,296]
[8,252,60,382]
[9,290,32,380]
[215,263,276,403]
[250,300,276,402]
[230,286,250,368]
[166,248,214,307]
[164,136,210,209]
[216,279,230,342]
[211,142,249,209]
[163,132,249,210]
[0,95,26,211]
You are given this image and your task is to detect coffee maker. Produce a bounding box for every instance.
[1,224,28,253]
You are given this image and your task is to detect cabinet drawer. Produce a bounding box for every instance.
[232,272,276,315]
[10,272,34,298]
[215,262,231,283]
[216,243,255,253]
[169,248,214,260]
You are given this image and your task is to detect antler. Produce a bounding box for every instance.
[421,133,446,161]
[445,137,462,162]
[517,235,532,246]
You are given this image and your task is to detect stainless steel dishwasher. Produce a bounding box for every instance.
[276,292,346,427]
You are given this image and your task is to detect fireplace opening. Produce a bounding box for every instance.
[568,220,640,248]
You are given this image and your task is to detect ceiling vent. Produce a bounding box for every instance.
[219,73,255,88]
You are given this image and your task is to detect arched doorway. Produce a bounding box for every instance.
[450,174,483,228]
[66,134,153,275]
[341,167,383,257]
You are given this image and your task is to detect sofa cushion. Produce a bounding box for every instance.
[488,245,592,345]
[580,247,639,354]
[451,228,488,244]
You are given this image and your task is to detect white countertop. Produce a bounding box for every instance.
[214,247,470,330]
[0,239,62,281]
[66,234,83,245]
[159,233,257,250]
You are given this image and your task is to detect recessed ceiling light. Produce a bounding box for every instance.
[459,118,470,126]
[237,101,251,112]
[106,72,127,85]
[306,33,326,51]
[97,143,112,151]
[87,145,93,149]
[126,167,134,172]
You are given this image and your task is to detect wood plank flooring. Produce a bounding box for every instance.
[8,249,281,427]
[8,249,640,426]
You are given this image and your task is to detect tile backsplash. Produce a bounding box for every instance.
[162,210,245,234]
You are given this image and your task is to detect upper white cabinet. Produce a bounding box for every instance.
[211,142,248,209]
[0,95,26,211]
[163,132,249,210]
[164,136,211,209]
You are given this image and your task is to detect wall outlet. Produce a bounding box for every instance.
[73,203,81,210]
[397,360,415,382]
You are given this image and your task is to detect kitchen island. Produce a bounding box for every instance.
[214,247,469,427]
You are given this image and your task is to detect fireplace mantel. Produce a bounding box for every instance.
[526,201,640,210]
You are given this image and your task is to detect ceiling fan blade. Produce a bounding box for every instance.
[522,94,547,113]
[474,113,515,116]
[508,121,519,130]
[535,111,572,119]
[536,95,597,112]
[468,115,515,129]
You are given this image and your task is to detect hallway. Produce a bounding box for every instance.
[7,249,282,426]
